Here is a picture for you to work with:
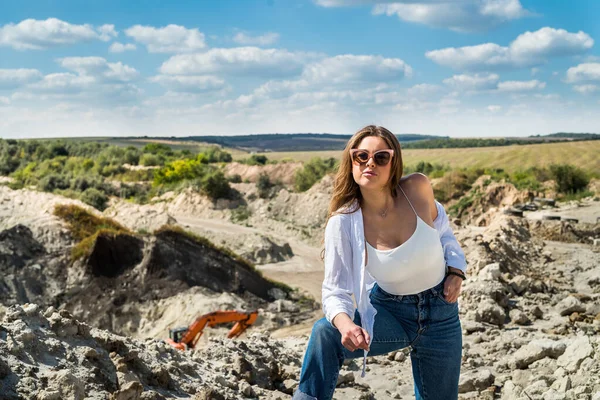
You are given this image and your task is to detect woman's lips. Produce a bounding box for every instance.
[363,171,377,177]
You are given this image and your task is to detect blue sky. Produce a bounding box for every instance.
[1,0,599,138]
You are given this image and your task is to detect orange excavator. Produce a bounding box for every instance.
[165,310,259,350]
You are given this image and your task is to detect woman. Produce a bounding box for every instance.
[293,125,467,400]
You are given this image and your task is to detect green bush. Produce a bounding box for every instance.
[228,174,242,183]
[196,170,232,200]
[230,206,251,222]
[99,164,125,177]
[139,153,162,166]
[202,147,233,163]
[509,170,542,191]
[153,158,205,186]
[294,157,337,192]
[432,170,473,203]
[241,154,268,166]
[142,143,173,155]
[0,156,20,175]
[257,172,274,199]
[38,174,71,192]
[549,164,590,194]
[81,188,109,211]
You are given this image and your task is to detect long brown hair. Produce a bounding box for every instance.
[327,125,404,221]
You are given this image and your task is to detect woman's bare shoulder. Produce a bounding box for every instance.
[399,173,435,209]
[399,172,432,193]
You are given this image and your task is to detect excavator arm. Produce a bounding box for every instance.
[166,310,259,350]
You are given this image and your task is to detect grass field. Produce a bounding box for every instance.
[238,140,600,174]
[37,136,599,174]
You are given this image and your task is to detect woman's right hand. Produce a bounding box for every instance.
[336,319,370,352]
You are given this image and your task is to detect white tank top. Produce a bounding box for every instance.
[366,186,446,295]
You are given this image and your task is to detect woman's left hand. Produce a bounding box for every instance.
[443,274,463,303]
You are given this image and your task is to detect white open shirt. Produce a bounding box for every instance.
[321,200,467,377]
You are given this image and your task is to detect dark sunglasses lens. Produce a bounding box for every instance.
[374,152,391,165]
[354,151,370,163]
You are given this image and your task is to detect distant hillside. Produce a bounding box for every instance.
[166,132,599,152]
[401,135,599,149]
[531,132,600,140]
[177,133,445,152]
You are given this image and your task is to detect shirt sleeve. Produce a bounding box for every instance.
[433,200,468,274]
[322,214,356,328]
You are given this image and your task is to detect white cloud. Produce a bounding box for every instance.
[0,69,42,89]
[531,67,540,76]
[510,27,594,60]
[248,54,412,103]
[160,47,315,77]
[566,63,600,83]
[406,83,442,96]
[27,73,95,93]
[426,27,594,70]
[301,54,412,85]
[109,42,137,53]
[58,57,139,82]
[443,73,499,91]
[487,105,502,112]
[314,0,532,32]
[97,25,118,41]
[149,75,227,93]
[124,24,206,53]
[497,80,546,92]
[0,96,9,105]
[13,57,141,104]
[373,0,530,32]
[0,18,116,50]
[573,84,599,94]
[233,32,279,46]
[253,80,310,99]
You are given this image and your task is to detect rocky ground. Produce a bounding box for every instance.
[1,175,599,399]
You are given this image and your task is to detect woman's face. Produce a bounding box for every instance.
[351,136,393,191]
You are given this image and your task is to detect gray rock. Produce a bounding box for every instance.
[523,379,548,396]
[541,388,567,400]
[479,263,501,281]
[475,298,507,326]
[509,275,530,295]
[556,336,594,372]
[550,376,571,393]
[458,369,495,393]
[336,372,355,387]
[47,370,85,400]
[509,339,566,369]
[110,381,143,400]
[509,309,531,325]
[500,380,522,399]
[557,296,586,316]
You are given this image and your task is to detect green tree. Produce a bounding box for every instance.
[549,164,589,193]
[294,157,337,192]
[257,172,274,199]
[197,170,232,200]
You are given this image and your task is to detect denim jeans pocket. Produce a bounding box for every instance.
[437,292,456,305]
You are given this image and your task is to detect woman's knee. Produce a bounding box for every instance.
[310,318,340,346]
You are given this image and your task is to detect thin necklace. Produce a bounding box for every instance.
[379,207,388,218]
[379,199,391,218]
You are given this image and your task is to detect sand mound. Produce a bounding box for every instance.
[223,162,303,185]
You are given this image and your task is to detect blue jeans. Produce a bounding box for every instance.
[293,279,462,400]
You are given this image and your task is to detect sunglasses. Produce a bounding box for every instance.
[350,149,394,166]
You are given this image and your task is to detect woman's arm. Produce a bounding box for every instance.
[408,172,468,274]
[322,214,356,327]
[433,200,467,274]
